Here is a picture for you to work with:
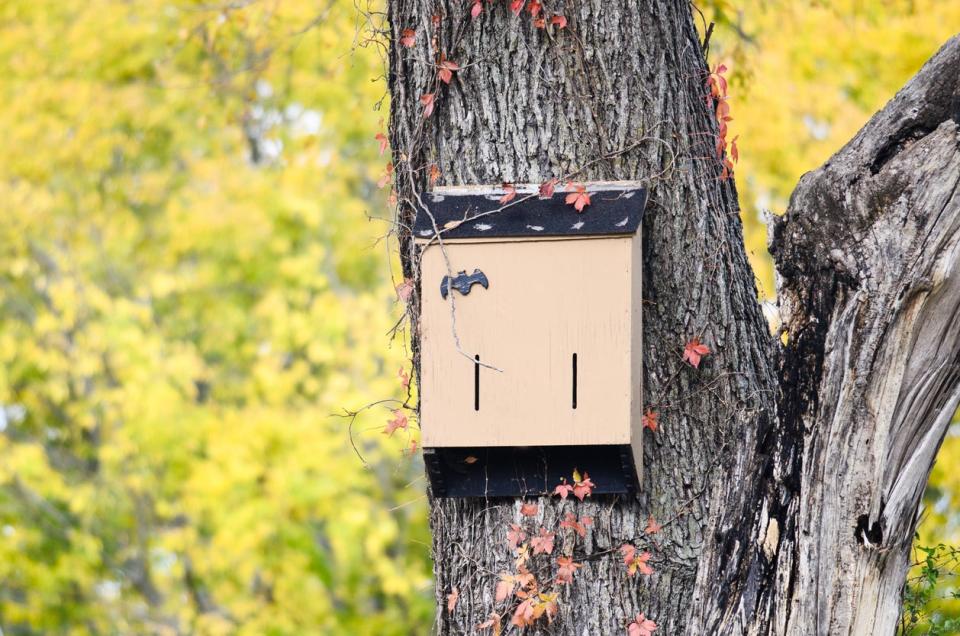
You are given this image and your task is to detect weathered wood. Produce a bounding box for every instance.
[386,0,960,632]
[768,35,960,635]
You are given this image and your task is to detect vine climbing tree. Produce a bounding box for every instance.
[381,1,960,633]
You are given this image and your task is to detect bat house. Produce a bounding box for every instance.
[414,184,647,497]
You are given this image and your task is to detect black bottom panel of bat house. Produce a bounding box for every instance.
[423,444,639,498]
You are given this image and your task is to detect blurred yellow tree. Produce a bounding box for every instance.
[0,1,429,634]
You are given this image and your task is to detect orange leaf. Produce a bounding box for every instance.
[375,132,388,155]
[555,556,582,584]
[509,0,524,16]
[438,55,459,84]
[628,612,658,636]
[377,162,394,189]
[550,15,567,28]
[682,337,711,368]
[552,478,573,499]
[429,163,441,185]
[642,409,658,432]
[396,278,413,302]
[520,502,538,517]
[383,409,408,436]
[420,93,436,118]
[399,28,416,48]
[495,575,515,602]
[447,587,459,612]
[499,183,517,204]
[572,471,595,500]
[477,612,502,634]
[564,183,591,212]
[559,512,591,538]
[506,523,526,550]
[530,528,555,555]
[538,178,557,198]
[645,515,662,534]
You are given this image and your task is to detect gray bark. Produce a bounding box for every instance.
[386,0,960,632]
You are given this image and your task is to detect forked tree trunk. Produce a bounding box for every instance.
[386,0,960,631]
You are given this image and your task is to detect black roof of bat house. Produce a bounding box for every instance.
[413,182,648,498]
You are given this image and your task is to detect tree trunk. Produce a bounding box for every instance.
[386,0,960,632]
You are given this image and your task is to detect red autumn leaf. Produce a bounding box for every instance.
[538,178,557,198]
[571,469,595,501]
[377,162,394,189]
[621,544,653,576]
[396,278,413,302]
[383,409,408,436]
[642,409,658,432]
[553,477,573,499]
[495,575,515,602]
[565,183,591,212]
[447,587,459,612]
[628,613,658,636]
[429,163,441,185]
[499,183,517,204]
[721,156,735,181]
[398,366,410,390]
[527,0,542,16]
[559,512,591,538]
[506,523,526,550]
[520,502,538,517]
[550,14,567,28]
[555,556,582,584]
[533,17,545,28]
[400,27,416,48]
[509,0,524,15]
[730,134,740,163]
[682,337,711,368]
[431,13,441,27]
[477,612,501,632]
[438,55,459,84]
[375,132,388,155]
[645,515,662,534]
[470,0,483,18]
[420,92,436,118]
[716,99,732,122]
[512,598,535,626]
[530,528,555,555]
[407,437,418,455]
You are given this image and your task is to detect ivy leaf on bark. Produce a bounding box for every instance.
[628,613,658,636]
[530,528,555,555]
[420,93,435,118]
[399,28,416,48]
[438,55,459,84]
[682,338,710,368]
[642,409,658,432]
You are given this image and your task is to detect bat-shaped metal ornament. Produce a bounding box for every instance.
[440,269,489,299]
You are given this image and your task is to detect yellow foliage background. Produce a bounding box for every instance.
[0,0,956,633]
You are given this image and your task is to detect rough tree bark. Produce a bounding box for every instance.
[386,0,960,632]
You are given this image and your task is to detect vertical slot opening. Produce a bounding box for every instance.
[474,354,480,411]
[572,353,578,409]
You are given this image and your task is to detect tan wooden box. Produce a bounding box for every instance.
[414,184,647,497]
